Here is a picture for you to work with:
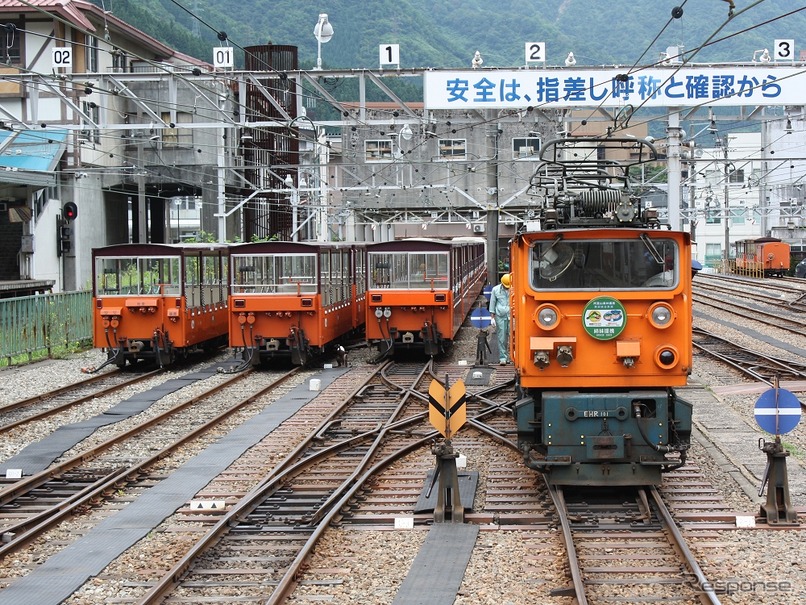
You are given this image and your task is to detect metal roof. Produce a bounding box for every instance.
[0,0,94,30]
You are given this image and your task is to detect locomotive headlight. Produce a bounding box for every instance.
[534,304,560,330]
[655,345,679,369]
[648,302,675,329]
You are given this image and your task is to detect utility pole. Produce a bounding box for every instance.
[666,109,683,230]
[759,108,768,237]
[137,141,147,243]
[723,139,731,266]
[485,115,500,283]
[688,157,698,244]
[217,124,227,243]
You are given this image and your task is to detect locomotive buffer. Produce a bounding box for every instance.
[427,375,468,522]
[755,378,801,525]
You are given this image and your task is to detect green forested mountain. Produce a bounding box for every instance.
[101,0,804,69]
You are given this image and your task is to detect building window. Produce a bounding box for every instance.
[438,138,466,160]
[365,139,393,162]
[3,21,23,65]
[705,200,721,225]
[81,101,100,143]
[513,137,541,158]
[728,168,744,184]
[705,243,722,263]
[161,112,193,147]
[86,35,99,73]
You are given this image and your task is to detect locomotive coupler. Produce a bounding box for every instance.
[758,437,799,526]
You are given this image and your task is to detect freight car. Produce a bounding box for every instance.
[366,237,486,358]
[512,137,693,486]
[734,237,790,277]
[89,243,229,370]
[228,241,366,366]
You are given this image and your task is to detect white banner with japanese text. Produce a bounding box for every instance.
[423,66,804,109]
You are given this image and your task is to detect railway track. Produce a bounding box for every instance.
[693,326,806,387]
[693,287,806,337]
[550,484,722,605]
[0,349,763,604]
[136,360,428,604]
[134,361,518,604]
[0,367,296,558]
[0,368,161,434]
[697,272,806,300]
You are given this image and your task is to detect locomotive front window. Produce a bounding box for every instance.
[95,256,181,296]
[369,252,449,288]
[231,254,317,294]
[530,238,679,290]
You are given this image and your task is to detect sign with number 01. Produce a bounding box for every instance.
[213,46,234,68]
[774,39,795,62]
[52,47,72,69]
[525,42,545,64]
[379,44,400,67]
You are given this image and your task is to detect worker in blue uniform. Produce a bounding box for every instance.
[488,273,511,364]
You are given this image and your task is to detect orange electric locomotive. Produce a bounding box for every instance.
[511,137,694,486]
[228,241,366,366]
[734,237,791,277]
[365,237,486,358]
[89,243,229,370]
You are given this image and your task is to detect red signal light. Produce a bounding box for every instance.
[63,202,78,221]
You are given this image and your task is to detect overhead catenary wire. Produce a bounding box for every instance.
[4,0,805,234]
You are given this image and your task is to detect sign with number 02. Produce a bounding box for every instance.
[52,47,72,69]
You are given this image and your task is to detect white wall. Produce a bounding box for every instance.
[31,199,64,291]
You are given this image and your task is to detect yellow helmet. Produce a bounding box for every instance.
[501,273,511,288]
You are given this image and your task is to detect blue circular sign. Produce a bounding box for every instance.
[754,388,802,435]
[470,307,493,329]
[482,285,493,301]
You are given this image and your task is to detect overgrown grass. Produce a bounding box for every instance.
[0,340,93,368]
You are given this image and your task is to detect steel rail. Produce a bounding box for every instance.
[694,289,806,336]
[0,368,251,505]
[0,368,298,556]
[136,361,515,604]
[547,485,588,605]
[0,369,122,413]
[134,361,400,605]
[693,326,806,384]
[647,486,722,605]
[0,369,162,433]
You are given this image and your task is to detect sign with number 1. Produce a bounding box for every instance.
[380,44,400,67]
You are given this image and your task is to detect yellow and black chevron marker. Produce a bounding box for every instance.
[428,375,467,440]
